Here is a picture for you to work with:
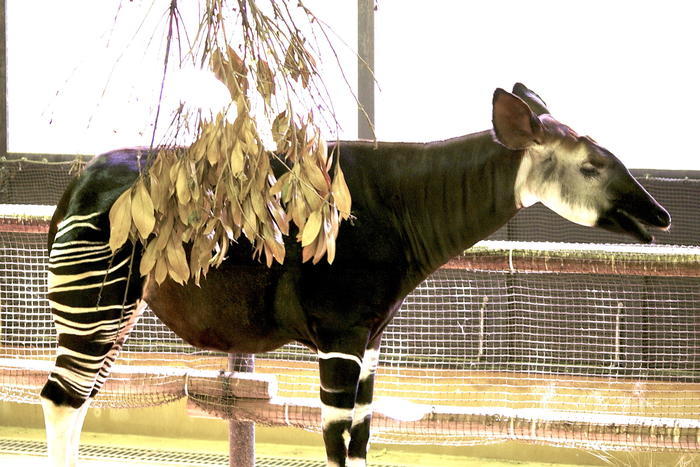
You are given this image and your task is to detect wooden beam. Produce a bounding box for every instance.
[187,397,700,450]
[448,241,700,278]
[0,361,276,405]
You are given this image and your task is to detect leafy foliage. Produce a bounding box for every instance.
[108,0,352,285]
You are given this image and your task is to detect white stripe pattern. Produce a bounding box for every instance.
[49,276,128,293]
[54,221,102,240]
[56,212,103,228]
[347,458,367,467]
[49,251,116,268]
[320,382,346,394]
[317,351,362,367]
[54,320,131,341]
[351,403,373,427]
[45,209,145,407]
[359,348,379,381]
[48,256,131,288]
[48,301,137,314]
[49,244,111,260]
[321,403,354,429]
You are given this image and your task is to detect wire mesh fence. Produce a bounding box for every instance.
[1,155,699,451]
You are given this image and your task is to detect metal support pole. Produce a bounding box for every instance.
[0,0,7,157]
[228,353,255,467]
[357,0,375,140]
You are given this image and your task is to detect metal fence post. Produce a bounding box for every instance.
[357,0,375,140]
[1,0,7,158]
[228,353,255,467]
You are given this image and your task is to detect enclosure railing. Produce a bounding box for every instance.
[1,156,699,452]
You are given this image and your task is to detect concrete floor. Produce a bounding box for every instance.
[1,401,698,466]
[0,431,583,467]
[0,427,583,467]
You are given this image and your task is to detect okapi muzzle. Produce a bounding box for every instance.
[596,172,671,243]
[502,83,671,243]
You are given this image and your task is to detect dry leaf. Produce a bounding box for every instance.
[230,141,245,175]
[303,160,329,194]
[311,232,327,264]
[301,183,324,211]
[251,190,267,221]
[332,165,352,218]
[272,111,289,143]
[301,244,313,263]
[256,59,275,105]
[268,201,289,236]
[131,180,155,239]
[242,198,257,242]
[154,256,168,284]
[269,172,290,196]
[166,237,190,284]
[301,210,322,246]
[326,230,336,264]
[226,45,247,76]
[140,240,159,276]
[176,163,191,204]
[106,16,353,278]
[109,188,133,253]
[154,213,174,251]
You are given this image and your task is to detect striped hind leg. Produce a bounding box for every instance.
[40,396,90,467]
[45,298,147,466]
[347,337,381,466]
[41,212,144,466]
[41,299,144,467]
[317,330,382,467]
[318,348,362,467]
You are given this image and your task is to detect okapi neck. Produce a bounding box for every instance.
[387,131,522,285]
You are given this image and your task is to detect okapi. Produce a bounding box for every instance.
[41,83,670,467]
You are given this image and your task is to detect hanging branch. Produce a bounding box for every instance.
[108,0,352,285]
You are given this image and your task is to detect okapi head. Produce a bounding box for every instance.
[493,83,671,242]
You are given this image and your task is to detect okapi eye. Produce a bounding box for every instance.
[580,164,599,178]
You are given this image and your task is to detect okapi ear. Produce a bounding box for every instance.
[492,88,544,150]
[512,83,550,116]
